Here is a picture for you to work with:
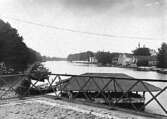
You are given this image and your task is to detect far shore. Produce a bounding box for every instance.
[67,60,167,74]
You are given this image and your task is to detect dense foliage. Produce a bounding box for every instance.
[42,56,66,61]
[0,19,42,72]
[30,63,50,81]
[157,42,167,68]
[133,47,151,56]
[95,51,112,65]
[67,51,120,65]
[95,52,119,65]
[67,51,94,61]
[136,60,148,66]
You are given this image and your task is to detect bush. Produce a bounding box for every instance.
[15,63,50,97]
[30,63,50,82]
[137,60,148,66]
[15,79,31,97]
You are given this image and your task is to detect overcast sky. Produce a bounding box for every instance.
[0,0,166,57]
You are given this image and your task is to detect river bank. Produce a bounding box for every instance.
[70,61,167,74]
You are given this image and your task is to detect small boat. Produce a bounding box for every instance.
[137,67,152,71]
[157,69,167,74]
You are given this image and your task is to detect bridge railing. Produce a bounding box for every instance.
[0,73,167,117]
[47,74,167,116]
[0,74,28,100]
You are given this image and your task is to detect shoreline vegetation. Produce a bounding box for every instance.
[0,19,42,74]
[67,44,167,74]
[42,56,67,62]
[68,60,167,74]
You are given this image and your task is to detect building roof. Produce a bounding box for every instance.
[60,73,161,92]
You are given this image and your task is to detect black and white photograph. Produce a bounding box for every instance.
[0,0,167,119]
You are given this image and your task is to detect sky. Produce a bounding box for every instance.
[0,0,166,57]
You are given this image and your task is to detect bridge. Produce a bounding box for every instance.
[0,73,167,118]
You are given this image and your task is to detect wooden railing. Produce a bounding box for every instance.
[0,73,167,117]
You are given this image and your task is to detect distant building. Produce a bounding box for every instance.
[117,54,136,66]
[112,56,119,65]
[148,56,158,66]
[112,53,158,67]
[89,57,97,63]
[135,56,158,66]
[149,49,157,56]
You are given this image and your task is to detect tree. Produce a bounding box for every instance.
[133,47,151,56]
[137,60,148,66]
[157,42,167,68]
[95,51,112,65]
[67,51,94,61]
[0,19,42,72]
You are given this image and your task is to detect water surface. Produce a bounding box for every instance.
[43,61,167,115]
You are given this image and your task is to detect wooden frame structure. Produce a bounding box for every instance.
[0,73,167,116]
[49,73,167,115]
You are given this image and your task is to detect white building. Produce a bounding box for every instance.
[118,54,136,66]
[89,57,97,63]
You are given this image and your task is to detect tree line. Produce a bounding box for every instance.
[42,56,66,61]
[67,43,167,68]
[157,43,167,68]
[0,19,42,72]
[67,51,119,65]
[133,43,167,68]
[67,51,94,61]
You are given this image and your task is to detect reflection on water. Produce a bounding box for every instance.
[43,61,167,115]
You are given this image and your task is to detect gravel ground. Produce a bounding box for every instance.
[0,99,106,119]
[0,103,104,119]
[0,97,158,119]
[0,88,17,99]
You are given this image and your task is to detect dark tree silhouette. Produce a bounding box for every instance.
[157,42,167,68]
[0,19,42,72]
[67,51,94,61]
[95,51,113,65]
[136,60,148,66]
[133,47,151,56]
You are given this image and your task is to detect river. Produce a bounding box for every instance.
[43,61,167,115]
